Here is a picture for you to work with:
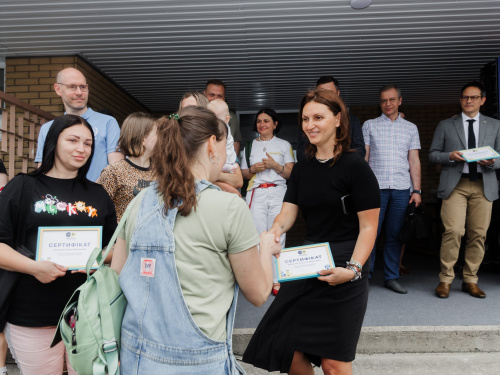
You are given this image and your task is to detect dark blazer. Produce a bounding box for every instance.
[297,112,365,162]
[429,113,500,201]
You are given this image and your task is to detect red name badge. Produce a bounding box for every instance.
[140,258,156,277]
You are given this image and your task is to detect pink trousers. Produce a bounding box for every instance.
[5,324,77,375]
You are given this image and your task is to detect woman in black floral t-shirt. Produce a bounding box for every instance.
[0,115,116,375]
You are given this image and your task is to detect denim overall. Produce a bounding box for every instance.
[119,181,244,374]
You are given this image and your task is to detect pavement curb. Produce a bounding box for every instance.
[233,325,500,356]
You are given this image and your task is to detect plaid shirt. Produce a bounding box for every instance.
[363,114,421,190]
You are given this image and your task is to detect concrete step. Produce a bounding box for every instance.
[237,352,500,374]
[7,326,499,374]
[7,353,500,375]
[233,325,500,355]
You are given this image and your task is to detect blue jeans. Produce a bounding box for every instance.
[370,188,410,281]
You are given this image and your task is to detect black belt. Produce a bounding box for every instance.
[462,173,482,179]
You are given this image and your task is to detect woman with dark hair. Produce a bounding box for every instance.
[243,90,380,375]
[111,106,280,374]
[241,108,295,295]
[0,114,117,375]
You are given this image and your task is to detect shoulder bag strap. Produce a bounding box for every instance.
[85,205,131,279]
[15,174,35,258]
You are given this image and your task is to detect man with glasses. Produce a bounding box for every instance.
[35,68,122,181]
[430,81,500,299]
[363,84,422,294]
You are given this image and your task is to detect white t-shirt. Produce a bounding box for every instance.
[241,136,295,190]
[222,124,237,173]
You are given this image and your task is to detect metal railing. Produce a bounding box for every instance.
[0,90,55,179]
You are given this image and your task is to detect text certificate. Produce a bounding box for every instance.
[36,226,102,270]
[276,242,335,282]
[460,146,500,163]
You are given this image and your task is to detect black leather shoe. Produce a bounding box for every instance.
[435,282,451,298]
[462,282,486,298]
[384,279,408,294]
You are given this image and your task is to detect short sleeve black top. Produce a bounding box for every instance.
[0,174,117,327]
[284,152,380,243]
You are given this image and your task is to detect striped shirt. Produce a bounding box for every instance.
[363,114,421,190]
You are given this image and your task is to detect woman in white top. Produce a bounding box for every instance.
[241,108,295,295]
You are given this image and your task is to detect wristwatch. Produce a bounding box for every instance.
[412,190,422,194]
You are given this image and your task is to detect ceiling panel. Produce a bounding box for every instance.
[1,0,500,112]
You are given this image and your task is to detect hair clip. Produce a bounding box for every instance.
[169,113,180,120]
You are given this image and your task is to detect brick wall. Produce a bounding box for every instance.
[5,56,148,125]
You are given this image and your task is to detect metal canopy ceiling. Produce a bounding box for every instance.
[1,0,500,112]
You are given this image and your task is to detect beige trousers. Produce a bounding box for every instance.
[439,178,492,283]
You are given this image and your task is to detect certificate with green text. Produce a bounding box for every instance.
[36,226,102,270]
[276,242,335,282]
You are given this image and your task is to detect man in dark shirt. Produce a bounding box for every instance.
[297,76,365,162]
[204,79,242,155]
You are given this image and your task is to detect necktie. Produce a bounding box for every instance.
[467,119,477,181]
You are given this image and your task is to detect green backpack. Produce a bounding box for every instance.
[52,215,128,375]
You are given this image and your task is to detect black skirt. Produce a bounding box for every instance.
[242,240,369,373]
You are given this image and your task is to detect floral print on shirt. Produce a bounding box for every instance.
[34,194,98,217]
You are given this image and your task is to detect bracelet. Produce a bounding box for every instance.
[346,258,362,271]
[346,265,362,282]
[277,165,285,175]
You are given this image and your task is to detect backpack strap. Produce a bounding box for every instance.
[85,209,131,375]
[92,269,120,375]
[85,204,131,278]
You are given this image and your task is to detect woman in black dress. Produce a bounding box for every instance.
[243,89,380,375]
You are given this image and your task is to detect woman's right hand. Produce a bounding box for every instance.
[31,261,68,283]
[268,222,283,245]
[260,231,281,256]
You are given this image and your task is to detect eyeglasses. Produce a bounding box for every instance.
[460,95,482,102]
[57,83,89,92]
[380,98,399,105]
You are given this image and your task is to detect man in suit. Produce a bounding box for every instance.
[296,76,365,162]
[429,81,500,299]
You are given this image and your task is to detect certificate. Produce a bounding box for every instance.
[460,146,500,163]
[275,242,335,282]
[36,227,102,270]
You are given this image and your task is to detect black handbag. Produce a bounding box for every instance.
[0,174,35,331]
[398,202,432,245]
